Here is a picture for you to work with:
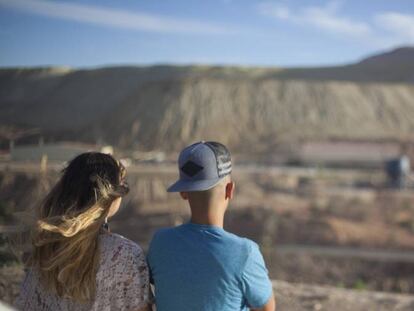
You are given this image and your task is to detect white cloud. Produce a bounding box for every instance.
[259,1,372,38]
[258,1,414,48]
[0,0,234,35]
[302,6,371,37]
[375,12,414,42]
[259,3,291,20]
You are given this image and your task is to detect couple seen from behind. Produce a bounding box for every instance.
[16,141,276,311]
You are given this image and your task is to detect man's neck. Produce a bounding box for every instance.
[189,206,225,228]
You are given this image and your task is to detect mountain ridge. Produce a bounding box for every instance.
[1,46,414,152]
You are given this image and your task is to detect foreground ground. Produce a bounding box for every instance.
[3,164,414,294]
[274,280,414,311]
[1,266,414,310]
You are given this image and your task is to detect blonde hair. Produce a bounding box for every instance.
[29,152,128,302]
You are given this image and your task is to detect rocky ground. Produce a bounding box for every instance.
[274,280,414,311]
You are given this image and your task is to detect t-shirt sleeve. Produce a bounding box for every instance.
[111,243,153,310]
[241,241,273,309]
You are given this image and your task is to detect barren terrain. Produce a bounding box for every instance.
[2,163,414,295]
[1,47,414,153]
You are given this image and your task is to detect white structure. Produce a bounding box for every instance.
[10,142,113,163]
[299,141,401,168]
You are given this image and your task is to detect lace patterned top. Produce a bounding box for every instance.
[15,233,152,311]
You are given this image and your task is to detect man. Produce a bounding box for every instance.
[147,141,275,311]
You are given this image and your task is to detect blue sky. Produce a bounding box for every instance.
[0,0,413,68]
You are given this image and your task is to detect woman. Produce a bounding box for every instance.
[16,152,152,310]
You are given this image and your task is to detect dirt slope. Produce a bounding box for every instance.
[102,78,414,151]
[1,47,414,152]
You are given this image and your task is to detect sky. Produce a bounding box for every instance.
[0,0,414,68]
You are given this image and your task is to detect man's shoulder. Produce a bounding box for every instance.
[222,230,258,250]
[149,225,259,258]
[149,226,181,248]
[151,226,179,238]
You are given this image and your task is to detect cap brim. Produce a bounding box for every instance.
[167,177,223,192]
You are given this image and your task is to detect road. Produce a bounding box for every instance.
[276,244,414,263]
[0,161,374,177]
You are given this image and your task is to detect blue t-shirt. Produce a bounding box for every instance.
[147,222,273,311]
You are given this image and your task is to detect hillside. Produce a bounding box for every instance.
[1,46,414,152]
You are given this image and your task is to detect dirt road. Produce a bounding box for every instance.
[277,244,414,263]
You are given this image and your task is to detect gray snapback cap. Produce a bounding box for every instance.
[167,141,232,192]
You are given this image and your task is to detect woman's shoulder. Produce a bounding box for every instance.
[99,232,144,263]
[99,232,141,248]
[95,234,152,309]
[96,233,148,288]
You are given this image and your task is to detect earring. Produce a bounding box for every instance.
[103,217,110,232]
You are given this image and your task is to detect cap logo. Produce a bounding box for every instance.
[181,160,204,177]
